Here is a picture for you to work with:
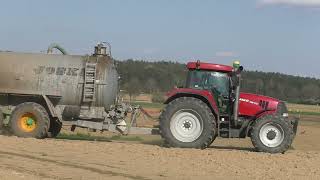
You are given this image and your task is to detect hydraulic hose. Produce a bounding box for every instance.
[47,43,68,55]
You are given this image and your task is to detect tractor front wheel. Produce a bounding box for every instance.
[10,102,50,138]
[250,115,294,153]
[159,97,217,149]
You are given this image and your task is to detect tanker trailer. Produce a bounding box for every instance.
[0,43,148,138]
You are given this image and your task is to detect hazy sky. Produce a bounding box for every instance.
[0,0,319,78]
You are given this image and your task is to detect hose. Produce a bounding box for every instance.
[47,43,68,55]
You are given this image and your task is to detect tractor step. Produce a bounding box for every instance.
[219,121,230,125]
[219,128,241,138]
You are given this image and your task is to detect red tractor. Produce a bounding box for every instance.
[159,61,299,153]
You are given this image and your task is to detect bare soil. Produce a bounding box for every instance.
[0,115,319,180]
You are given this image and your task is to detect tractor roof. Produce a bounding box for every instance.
[187,61,233,73]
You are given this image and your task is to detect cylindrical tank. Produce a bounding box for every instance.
[0,45,118,110]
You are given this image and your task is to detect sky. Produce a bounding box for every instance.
[0,0,319,78]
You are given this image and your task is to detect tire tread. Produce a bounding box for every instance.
[10,102,50,139]
[251,115,294,153]
[159,97,216,149]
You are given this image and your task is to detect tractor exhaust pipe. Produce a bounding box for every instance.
[233,75,241,125]
[232,61,243,127]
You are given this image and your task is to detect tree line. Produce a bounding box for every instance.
[116,59,320,105]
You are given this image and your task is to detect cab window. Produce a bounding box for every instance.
[186,70,230,96]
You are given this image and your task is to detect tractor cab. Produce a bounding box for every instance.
[185,61,241,116]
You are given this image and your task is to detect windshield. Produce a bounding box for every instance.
[186,70,230,96]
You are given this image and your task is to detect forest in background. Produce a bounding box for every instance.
[116,60,320,105]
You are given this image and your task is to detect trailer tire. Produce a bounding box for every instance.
[47,119,62,138]
[10,102,49,139]
[160,97,216,149]
[251,115,293,153]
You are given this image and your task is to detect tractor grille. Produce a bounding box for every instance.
[259,100,269,110]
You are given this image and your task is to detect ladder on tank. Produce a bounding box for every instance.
[83,62,97,103]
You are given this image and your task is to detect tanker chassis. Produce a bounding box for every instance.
[0,43,298,153]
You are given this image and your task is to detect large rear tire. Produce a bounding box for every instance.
[10,102,49,139]
[159,97,217,149]
[251,115,294,153]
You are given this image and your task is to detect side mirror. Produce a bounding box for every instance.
[235,66,243,74]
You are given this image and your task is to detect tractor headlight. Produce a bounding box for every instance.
[282,113,289,117]
[277,102,288,117]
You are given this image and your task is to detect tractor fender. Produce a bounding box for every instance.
[246,110,276,137]
[164,92,219,119]
[255,110,276,119]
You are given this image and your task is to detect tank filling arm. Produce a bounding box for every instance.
[47,43,68,55]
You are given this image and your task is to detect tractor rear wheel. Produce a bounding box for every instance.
[10,102,50,138]
[250,115,294,153]
[159,97,217,149]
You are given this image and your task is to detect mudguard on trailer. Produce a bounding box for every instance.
[42,95,60,119]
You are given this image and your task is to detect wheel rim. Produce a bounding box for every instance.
[19,113,37,132]
[259,122,284,148]
[170,109,203,142]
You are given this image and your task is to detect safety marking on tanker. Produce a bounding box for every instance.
[34,66,84,76]
[239,98,259,105]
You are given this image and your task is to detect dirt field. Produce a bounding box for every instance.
[0,116,320,180]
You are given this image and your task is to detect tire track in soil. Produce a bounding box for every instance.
[0,150,150,180]
[4,147,121,170]
[0,163,60,180]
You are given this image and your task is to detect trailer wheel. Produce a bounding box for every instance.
[251,115,294,153]
[10,102,49,138]
[47,119,62,138]
[160,97,217,149]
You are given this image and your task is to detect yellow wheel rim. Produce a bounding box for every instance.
[19,113,37,132]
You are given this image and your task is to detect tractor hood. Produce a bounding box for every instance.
[164,88,282,117]
[239,93,280,117]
